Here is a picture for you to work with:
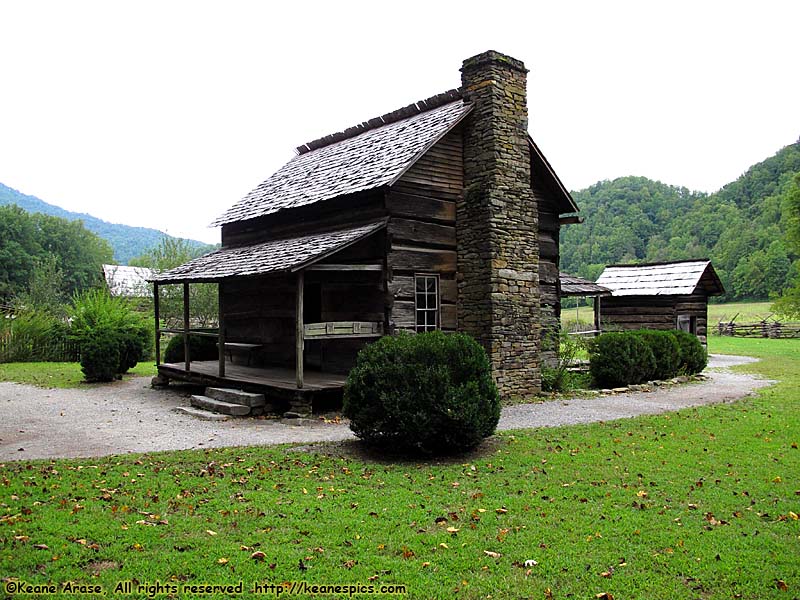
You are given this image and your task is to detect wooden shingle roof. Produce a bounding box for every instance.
[596,260,725,296]
[102,264,153,297]
[211,94,471,226]
[559,272,611,297]
[151,221,386,283]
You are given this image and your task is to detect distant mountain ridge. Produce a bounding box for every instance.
[561,141,800,301]
[0,182,211,264]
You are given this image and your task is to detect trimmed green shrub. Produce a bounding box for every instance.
[633,329,681,381]
[69,289,152,381]
[589,332,656,388]
[668,330,707,374]
[163,334,218,364]
[343,331,500,455]
[80,328,120,382]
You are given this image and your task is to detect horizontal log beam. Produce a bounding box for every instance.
[306,264,383,271]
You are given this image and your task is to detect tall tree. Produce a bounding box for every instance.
[130,238,218,327]
[0,204,112,301]
[772,174,800,317]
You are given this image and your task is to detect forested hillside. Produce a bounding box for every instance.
[562,141,800,301]
[0,183,210,264]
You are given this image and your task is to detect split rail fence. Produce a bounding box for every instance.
[717,320,800,339]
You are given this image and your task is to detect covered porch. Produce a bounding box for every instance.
[149,221,388,414]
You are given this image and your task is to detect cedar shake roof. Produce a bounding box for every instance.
[559,272,611,297]
[596,260,725,297]
[211,93,471,226]
[151,221,386,283]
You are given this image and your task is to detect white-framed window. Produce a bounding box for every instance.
[415,274,439,332]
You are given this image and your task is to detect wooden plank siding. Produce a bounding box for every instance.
[386,127,462,332]
[600,294,709,343]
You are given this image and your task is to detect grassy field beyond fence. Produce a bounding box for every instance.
[1,337,798,598]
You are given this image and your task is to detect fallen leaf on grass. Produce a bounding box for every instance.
[217,558,228,565]
[483,550,501,558]
[446,527,460,534]
[33,544,49,550]
[776,579,788,591]
[595,593,614,600]
[251,551,266,561]
[206,530,217,536]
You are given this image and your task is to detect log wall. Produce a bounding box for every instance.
[601,294,709,344]
[535,183,561,366]
[386,127,461,332]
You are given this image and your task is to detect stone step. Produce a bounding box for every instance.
[172,406,230,421]
[206,387,266,407]
[191,395,251,416]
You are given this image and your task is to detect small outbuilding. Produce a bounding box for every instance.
[595,260,724,344]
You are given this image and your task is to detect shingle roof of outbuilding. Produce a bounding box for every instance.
[151,221,386,283]
[596,260,724,296]
[559,272,611,297]
[211,92,471,226]
[102,265,153,297]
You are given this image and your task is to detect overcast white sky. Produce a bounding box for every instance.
[1,0,798,246]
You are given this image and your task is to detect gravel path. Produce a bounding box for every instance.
[0,354,772,461]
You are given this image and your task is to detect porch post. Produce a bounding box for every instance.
[296,270,304,389]
[183,282,191,372]
[153,283,161,366]
[594,296,601,334]
[218,281,225,378]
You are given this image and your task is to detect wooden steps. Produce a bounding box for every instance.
[188,387,267,418]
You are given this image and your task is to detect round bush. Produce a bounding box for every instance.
[668,330,707,374]
[80,329,121,382]
[589,332,656,388]
[163,334,218,364]
[633,329,681,380]
[343,331,500,455]
[117,325,152,374]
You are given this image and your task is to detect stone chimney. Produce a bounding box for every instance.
[458,50,541,398]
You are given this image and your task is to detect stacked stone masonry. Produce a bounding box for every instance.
[458,51,541,398]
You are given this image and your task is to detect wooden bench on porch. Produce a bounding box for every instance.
[218,342,264,366]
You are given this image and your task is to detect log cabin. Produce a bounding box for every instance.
[151,50,580,413]
[595,260,725,345]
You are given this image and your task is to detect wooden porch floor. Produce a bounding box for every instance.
[159,361,347,392]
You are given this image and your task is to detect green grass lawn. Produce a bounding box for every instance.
[707,301,777,324]
[0,361,157,389]
[1,338,798,599]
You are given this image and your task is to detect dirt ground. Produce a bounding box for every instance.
[0,354,773,461]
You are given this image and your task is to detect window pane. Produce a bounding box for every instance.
[414,275,439,332]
